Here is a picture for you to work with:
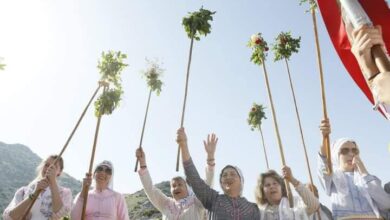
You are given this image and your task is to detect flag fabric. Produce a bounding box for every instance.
[316,0,390,112]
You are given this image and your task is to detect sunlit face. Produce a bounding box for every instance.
[94,165,112,189]
[338,142,359,172]
[41,157,62,177]
[220,167,241,197]
[263,177,282,205]
[170,178,188,201]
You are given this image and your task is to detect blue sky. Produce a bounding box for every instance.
[0,0,389,207]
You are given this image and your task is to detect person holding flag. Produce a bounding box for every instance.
[349,24,390,119]
[316,0,390,120]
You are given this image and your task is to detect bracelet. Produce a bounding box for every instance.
[29,193,35,200]
[140,165,147,169]
[207,158,215,162]
[207,162,215,166]
[368,72,381,81]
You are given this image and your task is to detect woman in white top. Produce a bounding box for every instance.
[136,133,217,220]
[3,155,72,220]
[255,167,319,220]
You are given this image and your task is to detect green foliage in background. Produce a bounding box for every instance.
[272,31,301,61]
[182,7,216,41]
[247,103,267,131]
[94,50,128,117]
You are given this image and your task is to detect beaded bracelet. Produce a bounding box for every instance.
[29,193,35,200]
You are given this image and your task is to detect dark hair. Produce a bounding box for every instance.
[255,170,287,205]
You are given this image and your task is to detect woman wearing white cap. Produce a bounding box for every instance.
[135,132,217,220]
[71,160,129,220]
[318,119,390,219]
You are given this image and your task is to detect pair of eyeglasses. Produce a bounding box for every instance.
[95,166,112,174]
[339,147,359,155]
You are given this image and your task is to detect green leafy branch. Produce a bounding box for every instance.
[247,103,267,131]
[142,58,164,95]
[248,33,269,65]
[272,32,301,61]
[94,50,128,117]
[299,0,318,12]
[182,7,216,41]
[97,51,128,88]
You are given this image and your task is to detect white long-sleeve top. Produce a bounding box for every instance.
[259,182,320,220]
[3,183,72,220]
[138,165,214,220]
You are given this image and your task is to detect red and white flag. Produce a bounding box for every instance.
[317,0,390,113]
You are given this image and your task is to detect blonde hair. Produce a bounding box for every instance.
[34,155,64,181]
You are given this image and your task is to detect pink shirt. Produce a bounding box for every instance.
[71,189,129,220]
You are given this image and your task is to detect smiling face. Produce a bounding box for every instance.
[94,165,112,189]
[170,177,188,201]
[263,176,282,205]
[220,167,241,197]
[338,141,359,172]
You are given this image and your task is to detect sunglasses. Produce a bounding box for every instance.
[339,147,359,155]
[95,166,112,175]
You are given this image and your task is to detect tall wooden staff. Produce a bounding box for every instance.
[247,103,269,170]
[81,50,128,220]
[176,7,216,171]
[21,82,105,219]
[272,31,321,219]
[248,33,294,207]
[300,0,332,174]
[134,59,164,171]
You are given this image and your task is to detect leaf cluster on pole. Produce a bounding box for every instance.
[247,103,267,131]
[272,32,301,61]
[94,51,128,117]
[299,0,318,11]
[142,59,164,95]
[182,7,216,41]
[248,33,269,65]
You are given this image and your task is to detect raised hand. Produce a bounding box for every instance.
[136,147,147,167]
[176,127,187,147]
[351,26,385,78]
[319,119,331,137]
[282,166,299,187]
[204,133,218,156]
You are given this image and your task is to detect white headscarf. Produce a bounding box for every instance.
[331,138,380,217]
[219,165,244,196]
[93,160,114,190]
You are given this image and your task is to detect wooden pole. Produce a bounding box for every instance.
[21,83,102,219]
[311,8,332,174]
[260,60,294,207]
[81,86,107,219]
[176,37,194,171]
[134,89,153,172]
[284,59,315,187]
[259,126,270,170]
